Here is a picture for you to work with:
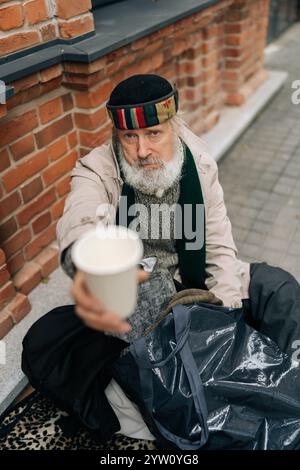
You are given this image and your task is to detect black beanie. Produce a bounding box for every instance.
[106,74,178,129]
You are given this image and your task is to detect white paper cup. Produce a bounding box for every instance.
[72,225,143,318]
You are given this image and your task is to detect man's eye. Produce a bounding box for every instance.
[149,131,160,137]
[124,133,137,140]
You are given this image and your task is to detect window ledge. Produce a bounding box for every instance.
[0,0,221,99]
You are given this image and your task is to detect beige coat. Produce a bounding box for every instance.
[57,122,250,307]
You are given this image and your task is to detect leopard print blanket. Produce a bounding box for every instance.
[0,392,157,450]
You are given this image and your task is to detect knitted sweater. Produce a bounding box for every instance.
[133,179,180,277]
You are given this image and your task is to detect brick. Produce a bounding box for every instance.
[0,192,21,222]
[40,64,63,83]
[142,39,164,57]
[149,24,174,42]
[40,81,64,104]
[18,187,56,226]
[40,22,57,42]
[63,69,105,89]
[202,38,219,54]
[131,36,149,51]
[68,130,78,149]
[34,246,58,277]
[0,265,10,287]
[0,309,14,338]
[6,251,25,276]
[151,52,164,70]
[2,149,48,193]
[12,73,40,94]
[0,104,7,119]
[62,93,73,112]
[39,97,63,124]
[225,58,244,69]
[225,33,248,46]
[186,74,204,87]
[79,125,111,148]
[63,56,106,75]
[75,81,113,109]
[125,58,152,78]
[0,4,24,31]
[0,281,15,310]
[0,250,5,266]
[24,223,57,260]
[222,70,241,81]
[47,136,68,161]
[226,7,248,22]
[226,92,245,106]
[35,114,73,148]
[32,211,51,234]
[14,262,42,295]
[0,308,14,339]
[0,148,10,172]
[0,110,38,147]
[111,70,125,87]
[224,47,244,58]
[6,292,31,323]
[225,22,246,34]
[56,0,92,19]
[58,13,94,39]
[24,0,48,25]
[174,15,195,32]
[51,197,65,220]
[193,9,212,25]
[0,31,40,56]
[56,175,71,197]
[21,176,43,204]
[7,84,40,111]
[2,228,31,259]
[0,217,18,243]
[42,150,77,186]
[203,24,221,39]
[10,135,35,161]
[185,60,202,76]
[74,107,107,130]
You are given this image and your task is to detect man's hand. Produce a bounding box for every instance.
[71,269,149,334]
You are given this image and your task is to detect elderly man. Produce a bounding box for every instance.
[23,74,300,444]
[59,74,250,329]
[57,74,300,352]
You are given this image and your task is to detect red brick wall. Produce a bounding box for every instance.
[0,0,270,337]
[0,0,94,57]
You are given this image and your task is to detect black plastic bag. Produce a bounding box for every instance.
[112,302,300,450]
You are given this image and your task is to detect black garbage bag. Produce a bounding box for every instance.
[111,303,300,450]
[21,270,176,441]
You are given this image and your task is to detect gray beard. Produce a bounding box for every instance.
[118,136,184,198]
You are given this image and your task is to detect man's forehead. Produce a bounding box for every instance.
[117,122,169,134]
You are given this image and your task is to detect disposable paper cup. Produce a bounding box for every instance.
[72,225,143,318]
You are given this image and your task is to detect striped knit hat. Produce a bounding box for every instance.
[106,74,178,130]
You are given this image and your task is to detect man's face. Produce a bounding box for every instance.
[116,121,174,168]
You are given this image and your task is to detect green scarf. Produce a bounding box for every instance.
[115,143,206,288]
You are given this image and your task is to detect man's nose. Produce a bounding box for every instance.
[137,137,150,159]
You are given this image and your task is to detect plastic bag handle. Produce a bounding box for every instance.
[130,304,209,450]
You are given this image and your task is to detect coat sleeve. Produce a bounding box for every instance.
[56,159,117,260]
[204,159,247,307]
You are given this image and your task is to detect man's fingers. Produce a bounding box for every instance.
[71,272,104,312]
[75,305,131,333]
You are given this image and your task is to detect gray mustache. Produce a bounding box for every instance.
[138,158,164,167]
